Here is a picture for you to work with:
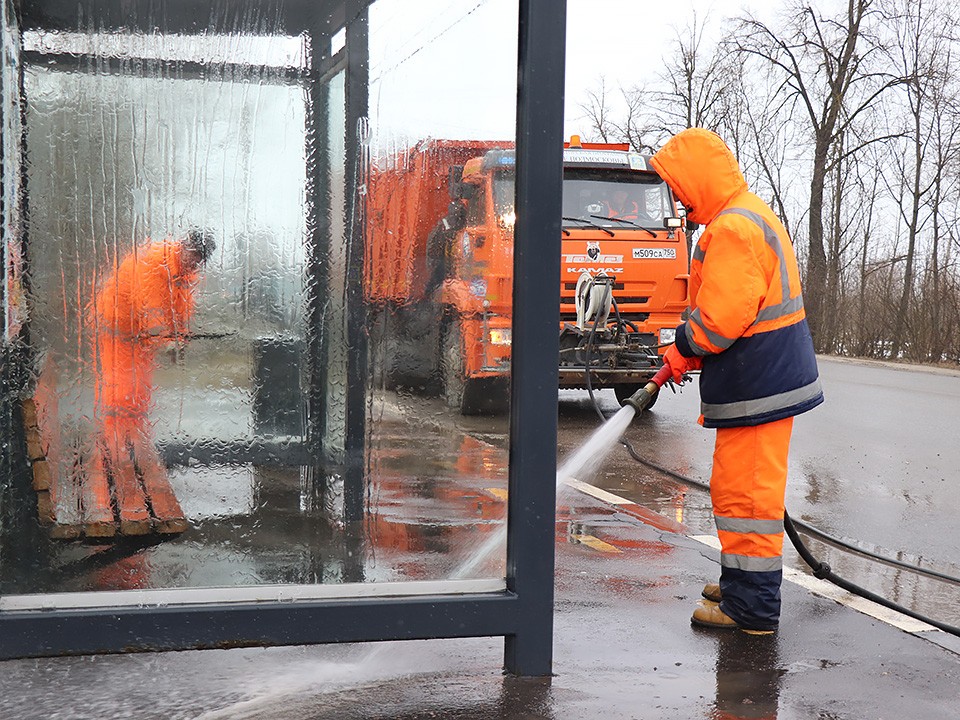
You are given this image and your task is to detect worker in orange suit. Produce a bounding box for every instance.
[649,129,823,635]
[605,187,640,222]
[94,229,215,459]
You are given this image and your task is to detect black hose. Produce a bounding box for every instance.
[583,308,607,424]
[610,296,625,340]
[782,511,960,637]
[583,381,960,638]
[787,513,960,587]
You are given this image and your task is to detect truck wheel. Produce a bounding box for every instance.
[441,322,506,415]
[442,321,469,412]
[614,384,658,410]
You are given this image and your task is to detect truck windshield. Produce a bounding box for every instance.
[492,168,674,231]
[562,169,673,229]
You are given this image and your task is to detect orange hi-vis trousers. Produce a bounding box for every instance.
[96,331,156,446]
[711,416,793,631]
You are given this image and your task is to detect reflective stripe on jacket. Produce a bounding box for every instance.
[650,128,823,428]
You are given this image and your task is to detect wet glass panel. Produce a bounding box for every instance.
[0,0,518,602]
[363,0,518,585]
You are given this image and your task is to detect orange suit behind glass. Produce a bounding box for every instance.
[94,234,212,453]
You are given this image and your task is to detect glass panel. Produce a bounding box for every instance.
[362,0,518,582]
[0,0,518,602]
[561,169,674,229]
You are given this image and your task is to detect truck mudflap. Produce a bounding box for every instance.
[557,323,663,389]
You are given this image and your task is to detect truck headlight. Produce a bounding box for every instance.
[659,328,676,345]
[488,328,512,346]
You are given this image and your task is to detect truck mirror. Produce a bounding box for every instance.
[685,218,700,234]
[664,217,682,229]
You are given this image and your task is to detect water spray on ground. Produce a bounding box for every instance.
[454,403,638,580]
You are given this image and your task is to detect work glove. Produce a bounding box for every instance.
[663,343,702,385]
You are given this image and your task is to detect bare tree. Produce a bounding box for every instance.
[578,76,616,143]
[733,0,902,351]
[612,88,657,153]
[570,0,960,369]
[915,55,960,362]
[880,0,956,359]
[650,12,731,137]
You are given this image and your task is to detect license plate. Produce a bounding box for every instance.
[633,247,677,259]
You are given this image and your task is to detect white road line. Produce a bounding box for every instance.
[563,477,632,505]
[690,534,937,634]
[566,478,941,636]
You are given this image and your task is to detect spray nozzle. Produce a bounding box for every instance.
[621,364,675,414]
[621,382,658,413]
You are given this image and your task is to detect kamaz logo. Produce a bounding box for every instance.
[567,267,624,274]
[564,254,623,263]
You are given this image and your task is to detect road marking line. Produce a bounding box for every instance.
[564,477,631,505]
[691,534,721,550]
[572,533,622,554]
[564,478,687,533]
[689,534,937,633]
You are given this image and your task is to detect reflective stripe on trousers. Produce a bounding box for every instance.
[712,416,793,629]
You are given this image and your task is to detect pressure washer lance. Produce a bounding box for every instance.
[621,364,676,413]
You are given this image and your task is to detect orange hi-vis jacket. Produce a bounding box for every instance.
[650,129,823,428]
[94,240,198,421]
[606,200,640,222]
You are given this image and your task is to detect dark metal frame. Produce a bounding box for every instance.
[0,0,566,677]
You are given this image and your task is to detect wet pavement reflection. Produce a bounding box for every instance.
[707,632,782,720]
[3,399,960,718]
[5,391,511,596]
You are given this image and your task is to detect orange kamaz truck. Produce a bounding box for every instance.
[365,137,690,414]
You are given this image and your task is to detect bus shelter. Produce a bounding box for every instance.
[0,0,565,675]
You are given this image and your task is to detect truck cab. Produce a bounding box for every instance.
[555,140,690,402]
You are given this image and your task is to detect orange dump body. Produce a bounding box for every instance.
[366,139,503,305]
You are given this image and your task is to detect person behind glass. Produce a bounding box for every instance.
[604,187,640,221]
[648,128,823,635]
[94,228,216,462]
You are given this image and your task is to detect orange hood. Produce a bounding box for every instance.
[649,128,748,226]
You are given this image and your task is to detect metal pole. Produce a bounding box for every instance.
[342,4,369,523]
[504,0,567,677]
[305,24,332,473]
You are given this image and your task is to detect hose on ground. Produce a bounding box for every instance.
[583,382,960,638]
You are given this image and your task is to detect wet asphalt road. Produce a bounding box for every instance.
[557,354,960,628]
[3,463,959,720]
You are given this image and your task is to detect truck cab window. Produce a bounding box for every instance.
[562,169,671,228]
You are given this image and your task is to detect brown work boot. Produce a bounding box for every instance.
[701,582,721,603]
[691,601,738,629]
[691,601,776,635]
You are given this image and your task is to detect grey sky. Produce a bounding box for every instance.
[564,0,765,139]
[368,0,771,145]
